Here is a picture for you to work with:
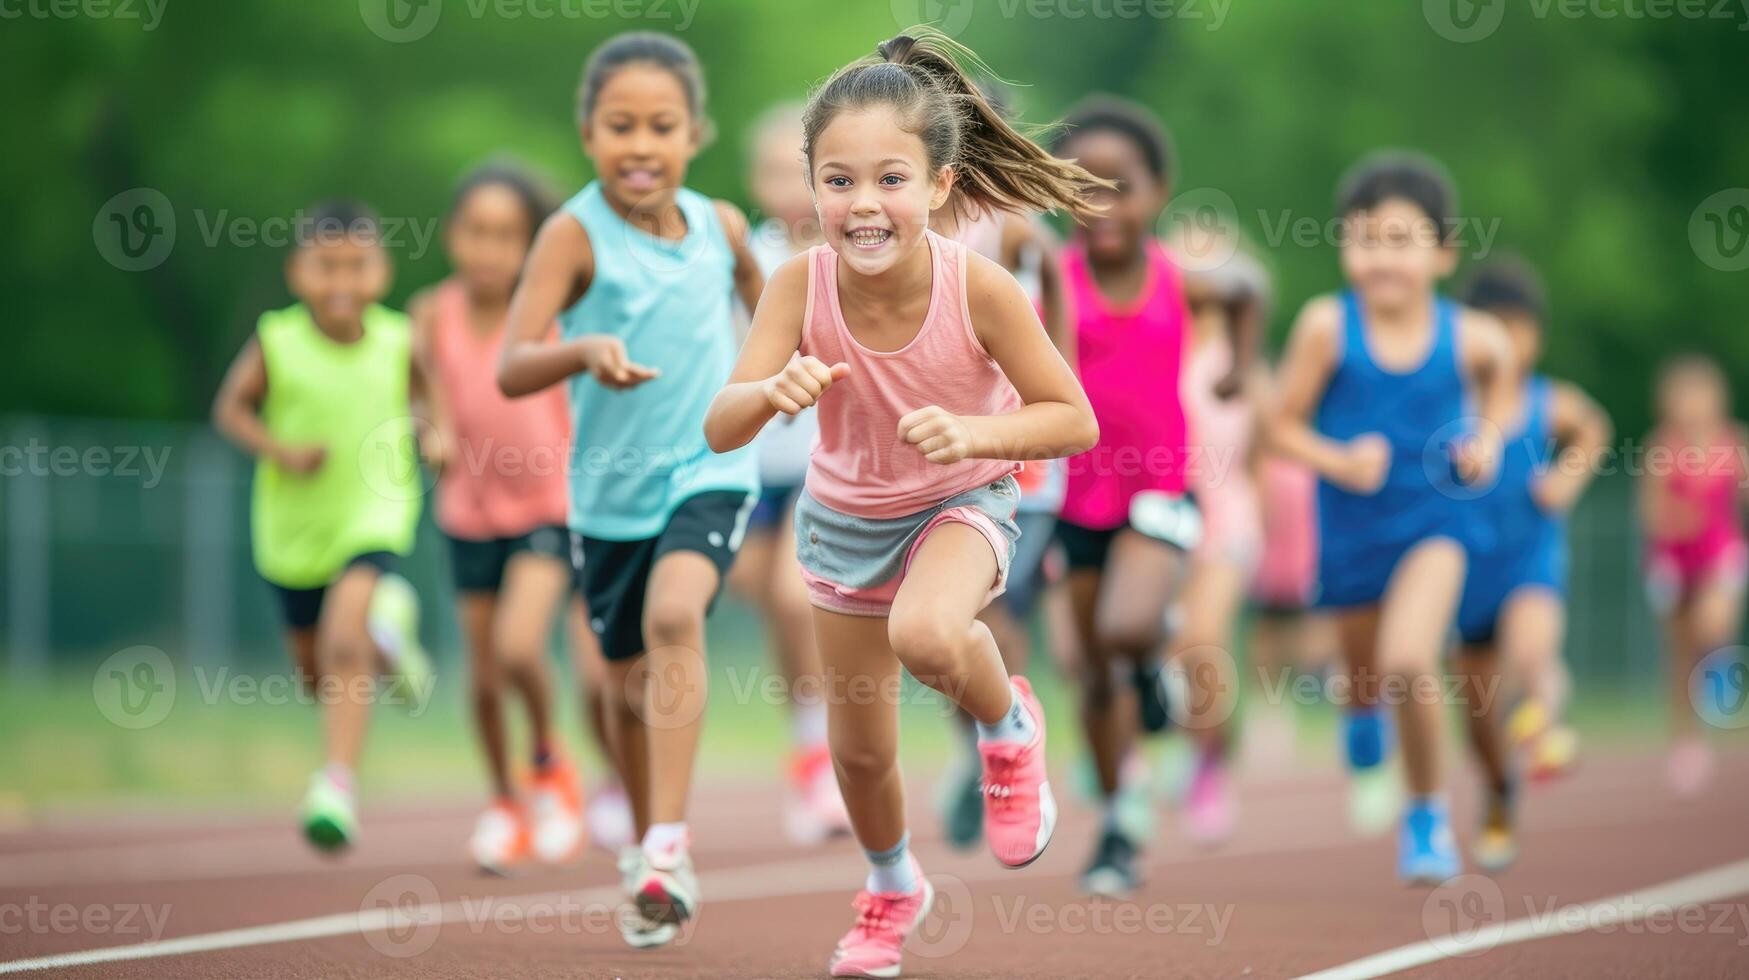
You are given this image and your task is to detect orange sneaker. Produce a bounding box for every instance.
[528,757,587,864]
[470,799,531,875]
[786,746,852,846]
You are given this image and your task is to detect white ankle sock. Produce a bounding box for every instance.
[864,834,919,894]
[642,821,689,855]
[976,682,1036,744]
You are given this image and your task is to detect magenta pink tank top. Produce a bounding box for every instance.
[801,231,1022,519]
[1648,424,1747,558]
[431,281,572,540]
[1058,240,1191,529]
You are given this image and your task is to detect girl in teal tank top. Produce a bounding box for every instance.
[212,201,442,856]
[496,34,765,944]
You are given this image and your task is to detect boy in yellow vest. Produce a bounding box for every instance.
[213,201,441,851]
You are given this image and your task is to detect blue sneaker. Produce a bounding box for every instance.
[1398,799,1461,885]
[1343,708,1391,770]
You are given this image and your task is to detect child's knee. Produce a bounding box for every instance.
[887,611,964,685]
[318,629,375,674]
[830,738,896,783]
[1094,609,1159,659]
[643,598,704,651]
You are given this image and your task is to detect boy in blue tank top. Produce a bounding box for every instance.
[1453,258,1611,872]
[1269,153,1513,884]
[497,33,761,948]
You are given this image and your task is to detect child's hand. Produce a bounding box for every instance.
[418,425,452,475]
[578,336,660,390]
[1334,433,1390,494]
[762,353,849,415]
[1452,428,1502,488]
[899,405,976,464]
[275,443,327,475]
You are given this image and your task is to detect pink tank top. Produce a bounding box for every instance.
[1059,240,1191,529]
[1647,424,1747,559]
[1184,336,1260,564]
[430,281,572,539]
[1254,456,1319,604]
[801,231,1022,519]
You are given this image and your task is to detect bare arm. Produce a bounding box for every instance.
[212,335,324,473]
[1265,295,1380,490]
[716,199,767,320]
[1455,308,1516,485]
[407,289,450,472]
[704,254,818,453]
[1534,379,1612,514]
[497,212,657,398]
[907,252,1096,463]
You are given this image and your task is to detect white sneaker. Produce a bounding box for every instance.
[636,839,700,926]
[527,760,585,864]
[588,782,636,853]
[616,846,678,948]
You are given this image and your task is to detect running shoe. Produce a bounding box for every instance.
[1181,752,1237,847]
[1509,699,1579,782]
[528,756,587,864]
[1080,826,1140,898]
[588,780,636,853]
[828,856,934,979]
[1398,798,1461,885]
[637,836,700,926]
[1473,782,1518,873]
[1348,765,1404,838]
[300,770,357,852]
[366,573,432,711]
[617,846,679,949]
[937,758,984,851]
[470,799,530,874]
[978,676,1056,868]
[787,745,853,846]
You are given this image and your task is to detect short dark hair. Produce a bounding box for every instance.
[1055,94,1173,183]
[1460,255,1547,324]
[296,200,381,248]
[1336,151,1457,242]
[449,160,556,245]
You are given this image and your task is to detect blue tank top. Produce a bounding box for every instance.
[559,182,759,539]
[1470,374,1563,560]
[1315,290,1468,552]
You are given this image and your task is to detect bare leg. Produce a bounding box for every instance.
[314,564,383,772]
[1456,647,1510,794]
[1066,568,1127,796]
[285,628,319,697]
[567,596,617,771]
[887,522,1011,722]
[816,609,906,851]
[1168,558,1248,751]
[459,592,512,798]
[1376,538,1467,798]
[638,551,719,825]
[493,553,572,760]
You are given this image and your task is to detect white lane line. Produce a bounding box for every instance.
[1295,856,1749,980]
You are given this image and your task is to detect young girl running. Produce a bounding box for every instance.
[412,162,604,873]
[1270,153,1512,884]
[1170,234,1268,847]
[496,33,763,947]
[704,29,1101,978]
[732,102,850,846]
[1451,257,1610,870]
[212,201,435,852]
[1641,354,1748,796]
[1045,96,1218,897]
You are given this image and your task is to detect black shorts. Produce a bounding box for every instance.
[445,525,572,594]
[1056,493,1202,572]
[269,552,398,631]
[573,491,753,661]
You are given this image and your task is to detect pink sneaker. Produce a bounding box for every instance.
[829,861,934,979]
[1182,754,1236,847]
[978,676,1057,868]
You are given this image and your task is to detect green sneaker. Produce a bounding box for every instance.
[300,771,357,852]
[938,763,984,851]
[368,573,432,711]
[1347,765,1404,839]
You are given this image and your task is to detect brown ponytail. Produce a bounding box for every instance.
[802,27,1111,222]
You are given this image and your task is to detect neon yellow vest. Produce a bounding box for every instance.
[251,303,422,588]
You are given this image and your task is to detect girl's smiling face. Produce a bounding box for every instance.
[809,106,953,277]
[582,63,700,214]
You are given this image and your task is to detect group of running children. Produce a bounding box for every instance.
[209,26,1748,979]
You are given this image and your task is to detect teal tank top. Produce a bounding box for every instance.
[559,182,759,539]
